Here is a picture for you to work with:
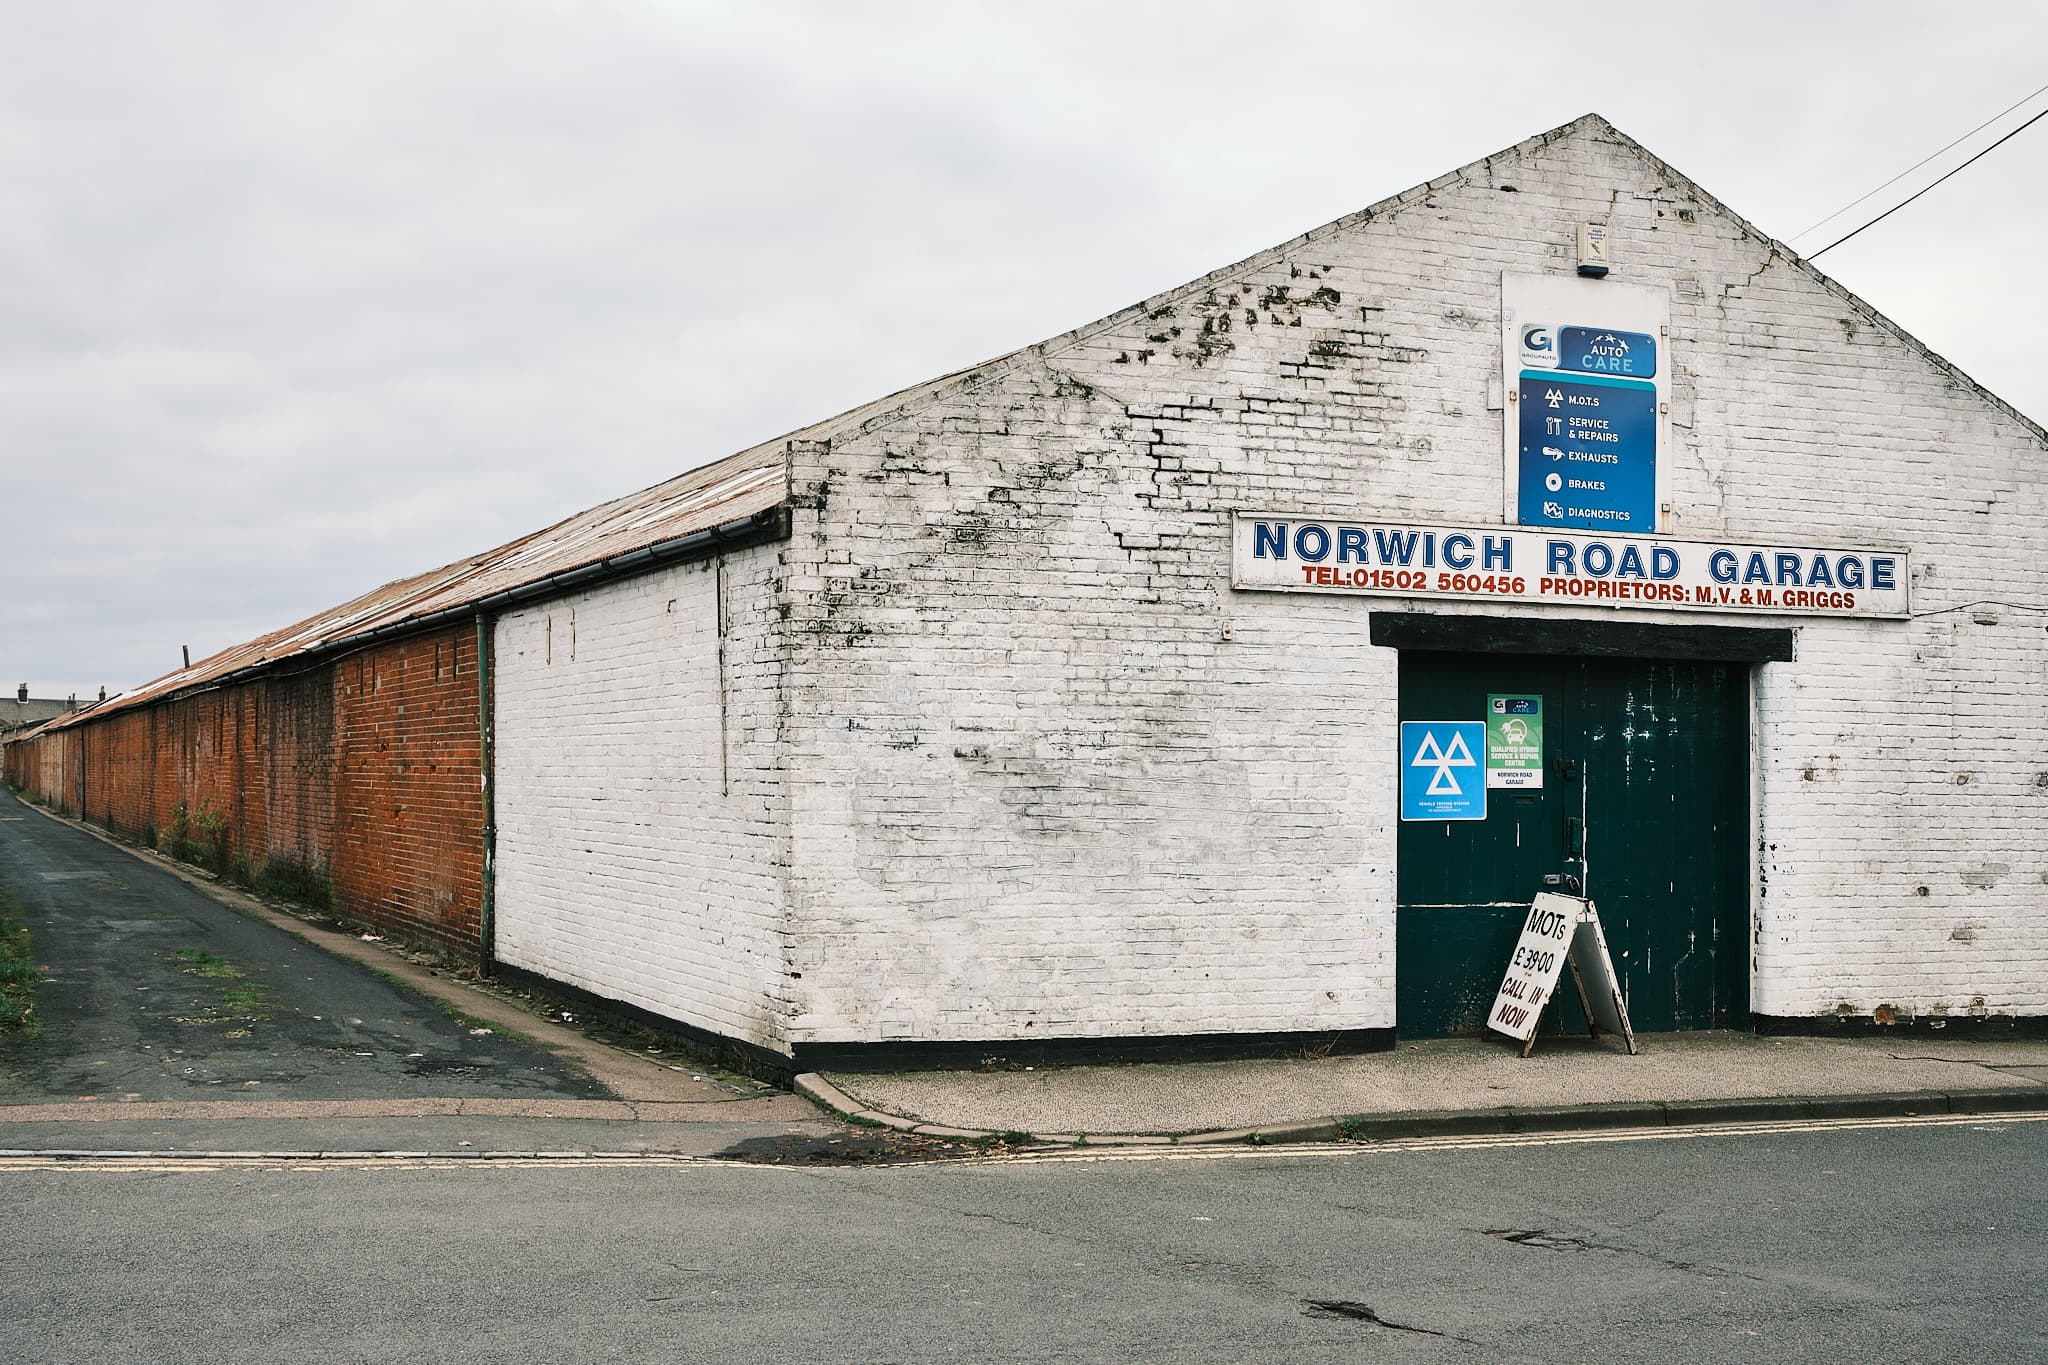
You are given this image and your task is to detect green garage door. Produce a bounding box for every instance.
[1395,650,1749,1038]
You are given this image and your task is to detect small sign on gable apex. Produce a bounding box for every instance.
[1577,222,1609,277]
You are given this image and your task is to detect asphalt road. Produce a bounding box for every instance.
[6,1113,2044,1363]
[0,792,910,1159]
[0,788,606,1104]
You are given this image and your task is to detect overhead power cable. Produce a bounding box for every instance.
[1789,79,2048,243]
[1807,101,2048,261]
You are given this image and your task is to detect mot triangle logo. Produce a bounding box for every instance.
[1400,720,1486,821]
[1411,728,1477,795]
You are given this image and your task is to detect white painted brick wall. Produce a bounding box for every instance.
[491,545,791,1052]
[775,117,2048,1042]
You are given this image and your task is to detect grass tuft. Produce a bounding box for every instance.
[218,981,273,1016]
[173,948,244,979]
[172,947,273,1025]
[0,886,44,1035]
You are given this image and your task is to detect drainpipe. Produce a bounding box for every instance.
[476,612,497,978]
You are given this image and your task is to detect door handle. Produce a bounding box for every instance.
[1566,816,1584,858]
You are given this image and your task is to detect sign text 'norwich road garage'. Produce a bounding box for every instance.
[1231,515,1909,619]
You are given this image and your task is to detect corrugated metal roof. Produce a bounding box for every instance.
[58,355,1008,728]
[71,443,780,723]
[1,712,68,747]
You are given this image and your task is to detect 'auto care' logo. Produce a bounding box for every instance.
[1519,323,1557,369]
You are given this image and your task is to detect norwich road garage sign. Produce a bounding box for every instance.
[1400,721,1487,821]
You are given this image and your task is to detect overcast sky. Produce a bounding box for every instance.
[6,2,2045,699]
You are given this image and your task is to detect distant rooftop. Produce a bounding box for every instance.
[2,692,75,734]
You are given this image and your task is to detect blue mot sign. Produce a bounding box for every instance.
[1401,722,1487,821]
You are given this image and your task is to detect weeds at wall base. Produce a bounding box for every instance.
[0,885,44,1036]
[156,800,232,878]
[141,800,335,917]
[255,856,333,913]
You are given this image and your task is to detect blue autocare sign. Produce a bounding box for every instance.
[1556,327,1656,379]
[1400,721,1487,821]
[1517,370,1657,533]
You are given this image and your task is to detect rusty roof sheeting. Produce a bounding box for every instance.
[70,442,784,724]
[51,354,1010,730]
[2,713,69,747]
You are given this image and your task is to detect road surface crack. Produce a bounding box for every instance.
[1482,1227,1765,1283]
[1299,1299,1475,1343]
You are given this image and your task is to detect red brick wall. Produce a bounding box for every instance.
[79,706,151,837]
[262,669,335,876]
[332,626,485,957]
[6,726,80,814]
[4,625,484,959]
[48,680,326,876]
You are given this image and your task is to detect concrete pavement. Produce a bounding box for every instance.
[804,1029,2048,1144]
